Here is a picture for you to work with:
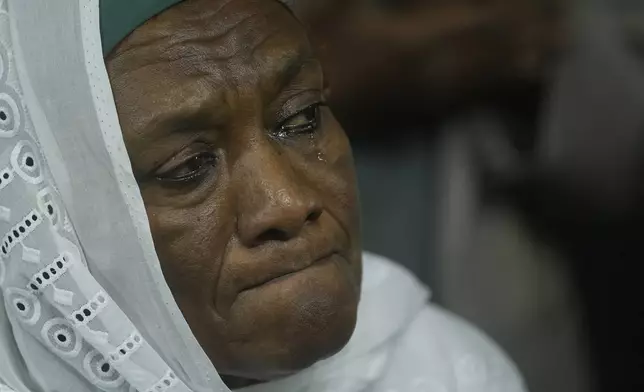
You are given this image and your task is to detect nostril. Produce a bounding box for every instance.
[251,209,321,245]
[306,209,322,222]
[255,228,290,244]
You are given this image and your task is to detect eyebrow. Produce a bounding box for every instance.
[138,89,226,138]
[261,44,318,96]
[130,45,318,144]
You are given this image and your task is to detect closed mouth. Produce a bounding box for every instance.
[242,251,338,292]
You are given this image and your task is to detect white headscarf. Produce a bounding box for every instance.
[0,2,434,392]
[0,0,227,390]
[0,1,531,392]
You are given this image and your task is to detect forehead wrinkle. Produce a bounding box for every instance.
[109,0,312,139]
[252,36,313,95]
[155,10,266,62]
[109,49,230,103]
[112,7,279,81]
[179,0,238,22]
[249,28,280,59]
[110,0,264,63]
[125,79,230,147]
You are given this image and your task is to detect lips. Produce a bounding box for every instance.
[252,252,336,290]
[222,230,344,295]
[247,251,339,291]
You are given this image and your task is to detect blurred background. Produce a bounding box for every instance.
[290,1,644,391]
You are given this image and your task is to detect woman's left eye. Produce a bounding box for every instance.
[276,104,321,138]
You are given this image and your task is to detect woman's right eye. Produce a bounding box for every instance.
[155,152,218,183]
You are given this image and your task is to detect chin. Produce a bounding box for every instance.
[260,300,358,381]
[224,255,360,381]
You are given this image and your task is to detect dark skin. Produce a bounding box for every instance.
[106,0,362,385]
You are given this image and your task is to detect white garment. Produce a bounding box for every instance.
[238,253,525,392]
[0,0,526,391]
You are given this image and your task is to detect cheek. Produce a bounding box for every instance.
[318,119,360,222]
[142,192,234,306]
[289,117,362,272]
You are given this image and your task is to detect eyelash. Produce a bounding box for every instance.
[275,103,322,139]
[155,152,217,184]
[153,104,323,185]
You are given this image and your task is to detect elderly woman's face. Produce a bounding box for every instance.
[106,0,361,382]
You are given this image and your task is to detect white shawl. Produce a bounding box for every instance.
[0,1,525,391]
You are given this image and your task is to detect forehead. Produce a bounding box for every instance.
[106,0,312,137]
[108,0,306,69]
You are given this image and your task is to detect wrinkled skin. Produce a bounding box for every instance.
[106,0,362,384]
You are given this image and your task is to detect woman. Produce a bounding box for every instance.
[0,0,525,391]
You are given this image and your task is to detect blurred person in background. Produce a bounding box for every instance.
[292,1,644,392]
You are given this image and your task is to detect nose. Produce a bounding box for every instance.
[236,148,323,247]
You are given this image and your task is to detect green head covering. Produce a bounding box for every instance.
[99,0,295,56]
[100,0,183,55]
